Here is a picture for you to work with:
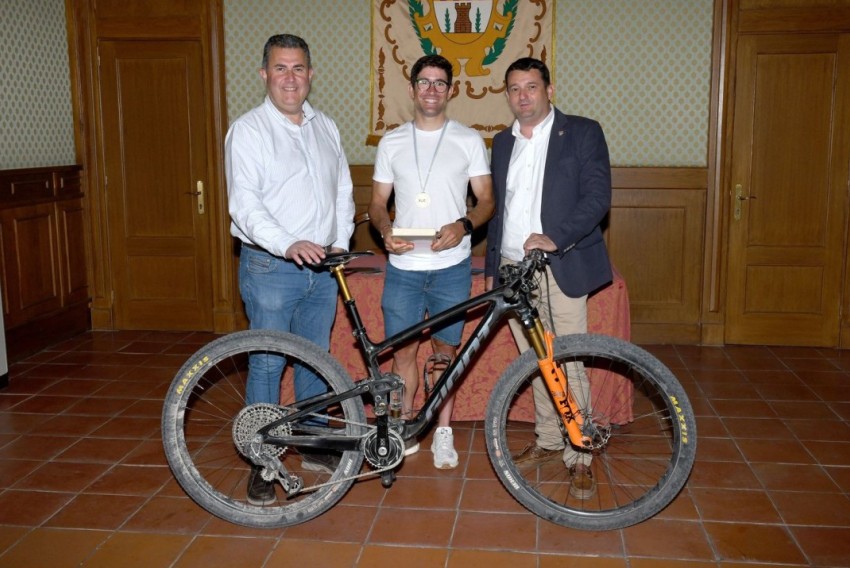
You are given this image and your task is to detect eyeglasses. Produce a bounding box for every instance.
[414,78,450,93]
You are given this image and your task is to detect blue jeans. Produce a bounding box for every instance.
[381,257,472,346]
[239,246,338,405]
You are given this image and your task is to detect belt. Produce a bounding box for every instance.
[241,242,333,255]
[241,242,267,253]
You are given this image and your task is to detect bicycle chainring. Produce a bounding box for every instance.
[361,429,404,469]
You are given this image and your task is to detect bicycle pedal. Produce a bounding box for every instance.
[380,470,396,488]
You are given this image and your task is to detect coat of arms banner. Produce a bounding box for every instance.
[369,0,554,145]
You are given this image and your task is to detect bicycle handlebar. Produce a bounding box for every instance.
[498,249,548,299]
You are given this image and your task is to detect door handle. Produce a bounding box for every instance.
[733,184,756,221]
[187,181,205,215]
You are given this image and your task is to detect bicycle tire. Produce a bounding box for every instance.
[161,330,366,528]
[485,334,696,530]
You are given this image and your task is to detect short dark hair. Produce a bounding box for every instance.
[262,34,311,69]
[410,54,453,86]
[504,57,550,87]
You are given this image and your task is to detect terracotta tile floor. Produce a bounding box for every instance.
[1,331,849,567]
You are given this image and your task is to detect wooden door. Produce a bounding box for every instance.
[99,40,214,330]
[725,33,850,346]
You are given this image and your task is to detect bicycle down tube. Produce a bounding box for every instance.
[329,262,533,440]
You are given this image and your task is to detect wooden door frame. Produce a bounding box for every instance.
[64,0,237,332]
[715,0,850,348]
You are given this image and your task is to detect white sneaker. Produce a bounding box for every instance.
[431,426,459,469]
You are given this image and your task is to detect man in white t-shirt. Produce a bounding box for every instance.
[369,54,494,469]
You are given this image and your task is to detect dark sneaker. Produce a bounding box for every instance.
[301,450,342,474]
[568,463,597,500]
[512,444,561,467]
[247,466,276,506]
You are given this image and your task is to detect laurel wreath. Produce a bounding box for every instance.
[483,0,517,65]
[408,0,437,55]
[408,0,517,65]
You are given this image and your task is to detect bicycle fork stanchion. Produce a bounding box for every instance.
[528,324,591,449]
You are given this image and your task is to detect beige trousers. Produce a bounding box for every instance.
[502,258,592,467]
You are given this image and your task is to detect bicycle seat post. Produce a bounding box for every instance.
[330,265,353,302]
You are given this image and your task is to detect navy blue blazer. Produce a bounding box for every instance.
[484,108,613,297]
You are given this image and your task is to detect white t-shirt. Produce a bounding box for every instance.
[373,120,490,271]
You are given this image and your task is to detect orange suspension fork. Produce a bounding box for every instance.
[534,328,590,449]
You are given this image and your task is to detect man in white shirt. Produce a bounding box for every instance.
[225,34,354,504]
[484,57,613,499]
[369,55,494,470]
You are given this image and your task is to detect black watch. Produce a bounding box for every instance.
[457,217,474,235]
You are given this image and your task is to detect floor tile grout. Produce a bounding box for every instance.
[0,332,846,566]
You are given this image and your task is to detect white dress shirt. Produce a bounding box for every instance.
[225,97,354,257]
[501,107,555,262]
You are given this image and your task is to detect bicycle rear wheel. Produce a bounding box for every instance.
[161,330,366,528]
[485,334,696,530]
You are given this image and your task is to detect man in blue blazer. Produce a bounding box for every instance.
[484,57,613,500]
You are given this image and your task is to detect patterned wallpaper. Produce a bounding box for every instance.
[0,0,76,169]
[0,0,713,170]
[224,0,714,167]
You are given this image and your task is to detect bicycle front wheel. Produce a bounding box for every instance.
[161,330,366,528]
[485,334,696,531]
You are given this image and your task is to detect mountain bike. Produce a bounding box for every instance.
[161,250,696,531]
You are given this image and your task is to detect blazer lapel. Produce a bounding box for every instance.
[493,134,515,190]
[542,110,569,193]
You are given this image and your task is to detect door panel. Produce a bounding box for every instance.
[726,34,850,346]
[99,40,213,330]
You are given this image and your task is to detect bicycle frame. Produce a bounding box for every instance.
[333,263,531,441]
[259,253,587,453]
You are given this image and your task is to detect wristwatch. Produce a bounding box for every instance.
[457,217,474,235]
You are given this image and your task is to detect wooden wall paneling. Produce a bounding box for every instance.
[54,168,87,307]
[0,166,90,361]
[56,200,89,307]
[738,0,850,33]
[608,169,708,344]
[1,202,61,329]
[350,165,383,252]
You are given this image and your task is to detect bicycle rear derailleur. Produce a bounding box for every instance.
[232,403,303,496]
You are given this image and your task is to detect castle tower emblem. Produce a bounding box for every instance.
[409,0,517,77]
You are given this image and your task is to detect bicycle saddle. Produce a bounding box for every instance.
[311,250,374,269]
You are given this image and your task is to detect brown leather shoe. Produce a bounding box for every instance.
[512,444,561,467]
[569,463,597,500]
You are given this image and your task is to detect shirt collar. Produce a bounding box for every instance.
[263,97,316,127]
[510,105,555,141]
